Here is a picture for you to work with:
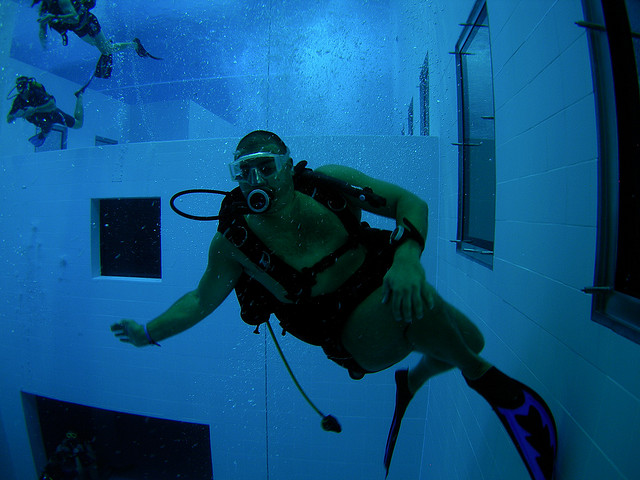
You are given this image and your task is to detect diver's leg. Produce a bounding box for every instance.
[383,301,487,476]
[408,300,486,392]
[78,32,109,54]
[83,31,133,55]
[407,355,452,391]
[344,284,491,477]
[410,294,557,480]
[404,292,492,381]
[110,40,136,52]
[72,95,84,129]
[342,285,487,376]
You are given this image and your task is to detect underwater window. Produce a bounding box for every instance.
[95,197,161,279]
[420,53,430,136]
[580,0,640,343]
[95,135,118,146]
[454,1,496,268]
[35,124,67,152]
[22,393,213,480]
[407,97,414,135]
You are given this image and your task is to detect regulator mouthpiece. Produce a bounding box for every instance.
[321,415,342,433]
[247,188,271,213]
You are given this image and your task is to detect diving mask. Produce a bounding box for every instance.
[16,77,33,92]
[7,77,33,100]
[229,148,291,184]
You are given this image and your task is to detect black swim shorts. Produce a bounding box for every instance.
[29,109,76,133]
[74,13,101,38]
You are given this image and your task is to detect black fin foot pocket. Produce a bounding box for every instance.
[94,54,113,79]
[384,369,414,478]
[465,367,558,480]
[133,38,163,60]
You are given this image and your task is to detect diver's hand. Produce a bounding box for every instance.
[110,319,148,347]
[38,14,56,24]
[382,255,434,323]
[21,107,36,118]
[12,107,35,119]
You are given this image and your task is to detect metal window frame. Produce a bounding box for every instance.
[34,124,67,152]
[420,52,430,136]
[454,0,496,267]
[95,135,118,146]
[580,0,640,344]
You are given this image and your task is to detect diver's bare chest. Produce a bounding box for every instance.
[245,197,347,268]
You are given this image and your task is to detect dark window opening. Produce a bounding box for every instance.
[420,53,430,136]
[581,0,640,343]
[23,393,213,480]
[95,135,118,146]
[455,1,496,267]
[407,97,414,135]
[98,197,161,278]
[609,0,640,301]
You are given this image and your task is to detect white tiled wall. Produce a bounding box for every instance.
[392,1,640,479]
[3,0,640,479]
[0,136,440,480]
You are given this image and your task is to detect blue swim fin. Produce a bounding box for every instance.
[465,367,557,480]
[28,133,46,147]
[384,369,414,478]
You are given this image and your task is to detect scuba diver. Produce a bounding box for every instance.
[39,431,98,480]
[33,0,161,80]
[110,130,558,480]
[6,76,84,147]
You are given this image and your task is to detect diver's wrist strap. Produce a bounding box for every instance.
[144,324,161,347]
[390,218,425,252]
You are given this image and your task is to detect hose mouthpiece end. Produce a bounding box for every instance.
[321,415,342,433]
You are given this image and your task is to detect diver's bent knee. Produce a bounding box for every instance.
[444,304,485,354]
[472,332,485,354]
[462,321,485,354]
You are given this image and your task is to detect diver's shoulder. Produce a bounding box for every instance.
[315,165,377,189]
[315,163,355,174]
[315,164,363,179]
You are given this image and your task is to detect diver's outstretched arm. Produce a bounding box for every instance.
[111,233,243,346]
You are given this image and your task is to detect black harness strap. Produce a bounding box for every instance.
[216,165,391,379]
[218,166,366,301]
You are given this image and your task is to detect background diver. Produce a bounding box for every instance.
[6,76,84,147]
[110,130,558,480]
[33,0,161,82]
[39,431,98,480]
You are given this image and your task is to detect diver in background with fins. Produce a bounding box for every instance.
[33,0,162,81]
[6,76,85,147]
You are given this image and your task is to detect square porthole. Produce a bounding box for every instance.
[95,135,118,146]
[92,197,161,278]
[35,124,67,152]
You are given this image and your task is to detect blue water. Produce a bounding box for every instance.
[2,2,436,479]
[9,0,398,139]
[5,1,638,480]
